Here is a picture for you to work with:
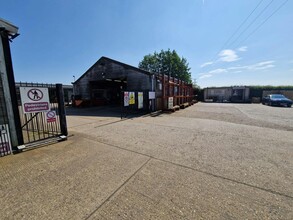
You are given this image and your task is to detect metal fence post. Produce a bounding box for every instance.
[0,30,23,148]
[56,84,68,136]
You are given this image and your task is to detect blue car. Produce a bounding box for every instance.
[262,94,292,107]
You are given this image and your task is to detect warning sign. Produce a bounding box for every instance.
[124,92,129,106]
[46,110,57,123]
[168,97,174,109]
[129,92,135,105]
[138,92,143,109]
[27,88,44,101]
[20,87,50,113]
[149,91,155,99]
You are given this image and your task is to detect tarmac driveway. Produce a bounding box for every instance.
[1,103,292,219]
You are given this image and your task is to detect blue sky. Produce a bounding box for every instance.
[1,0,292,88]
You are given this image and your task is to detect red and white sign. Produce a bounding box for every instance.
[124,92,129,106]
[46,110,57,123]
[20,87,50,113]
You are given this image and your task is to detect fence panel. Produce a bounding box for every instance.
[16,82,64,145]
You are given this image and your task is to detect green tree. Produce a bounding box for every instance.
[138,49,192,83]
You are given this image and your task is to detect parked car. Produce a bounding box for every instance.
[262,94,292,107]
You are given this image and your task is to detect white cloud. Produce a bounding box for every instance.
[200,61,213,68]
[238,46,248,52]
[228,66,244,71]
[198,68,227,80]
[228,60,275,71]
[254,64,275,70]
[199,74,212,79]
[218,49,240,62]
[198,60,275,80]
[209,68,227,74]
[249,61,275,70]
[200,48,245,69]
[255,61,274,66]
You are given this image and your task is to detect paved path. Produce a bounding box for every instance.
[1,103,292,219]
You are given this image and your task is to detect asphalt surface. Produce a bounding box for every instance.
[1,103,292,219]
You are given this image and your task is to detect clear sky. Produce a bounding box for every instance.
[1,0,292,88]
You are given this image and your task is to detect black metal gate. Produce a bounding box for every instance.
[16,82,67,148]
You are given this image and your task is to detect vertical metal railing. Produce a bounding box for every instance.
[0,76,12,156]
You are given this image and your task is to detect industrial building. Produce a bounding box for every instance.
[73,56,194,111]
[203,86,250,103]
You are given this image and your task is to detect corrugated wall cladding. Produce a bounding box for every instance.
[127,70,150,91]
[204,88,233,101]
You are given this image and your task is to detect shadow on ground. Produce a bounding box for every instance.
[65,105,161,119]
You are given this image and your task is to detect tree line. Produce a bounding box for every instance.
[139,49,192,83]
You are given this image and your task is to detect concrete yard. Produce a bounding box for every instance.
[1,103,293,219]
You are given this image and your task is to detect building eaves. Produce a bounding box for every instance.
[73,56,152,84]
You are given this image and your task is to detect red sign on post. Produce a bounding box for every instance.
[46,111,56,123]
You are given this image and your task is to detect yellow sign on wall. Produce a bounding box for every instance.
[129,92,135,105]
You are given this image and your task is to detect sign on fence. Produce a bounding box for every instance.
[138,92,143,109]
[46,110,57,123]
[20,87,50,113]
